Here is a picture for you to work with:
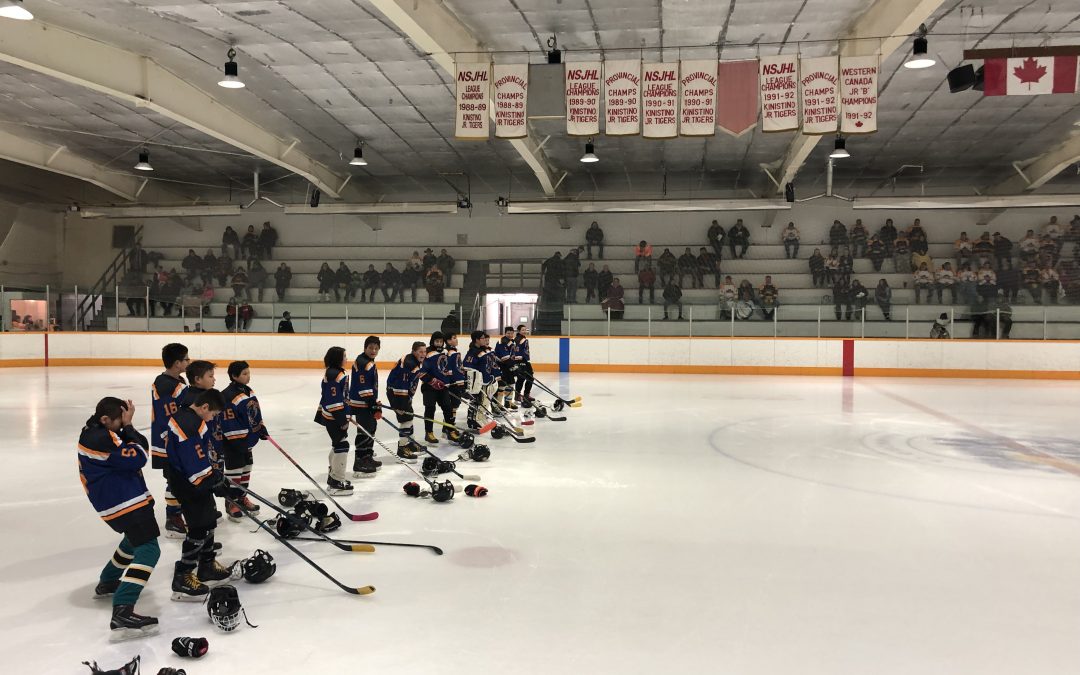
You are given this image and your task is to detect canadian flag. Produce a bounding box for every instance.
[983,55,1078,96]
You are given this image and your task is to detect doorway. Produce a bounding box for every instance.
[483,293,538,334]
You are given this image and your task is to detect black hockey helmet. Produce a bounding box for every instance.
[278,488,305,508]
[421,456,440,476]
[490,426,506,439]
[274,513,307,539]
[458,432,475,449]
[431,480,455,503]
[206,585,246,632]
[240,549,276,584]
[469,444,491,462]
[295,499,328,519]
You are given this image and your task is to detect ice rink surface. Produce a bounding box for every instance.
[2,366,1079,674]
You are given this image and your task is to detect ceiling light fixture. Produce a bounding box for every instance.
[349,141,368,166]
[904,24,936,70]
[133,149,153,171]
[218,48,245,89]
[829,136,850,159]
[0,1,33,20]
[580,139,599,163]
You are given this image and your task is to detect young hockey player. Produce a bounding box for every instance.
[315,346,353,495]
[513,324,534,404]
[151,343,190,538]
[165,388,233,602]
[493,326,518,409]
[444,332,467,439]
[348,336,384,477]
[463,330,498,429]
[177,361,222,499]
[220,361,266,521]
[386,341,427,460]
[80,397,160,640]
[420,332,461,445]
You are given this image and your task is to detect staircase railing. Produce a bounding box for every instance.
[76,226,143,329]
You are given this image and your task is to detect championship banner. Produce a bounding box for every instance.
[839,55,878,134]
[454,63,490,140]
[604,60,641,136]
[716,60,759,136]
[678,60,717,136]
[983,55,1079,96]
[759,55,799,132]
[565,62,601,136]
[799,56,839,135]
[492,64,528,139]
[642,63,678,138]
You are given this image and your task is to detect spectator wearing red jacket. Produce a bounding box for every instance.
[634,240,653,273]
[638,264,656,304]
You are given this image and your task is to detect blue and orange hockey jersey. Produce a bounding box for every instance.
[316,367,348,427]
[220,382,266,449]
[150,373,186,468]
[166,407,217,490]
[348,354,379,411]
[387,354,423,397]
[78,417,154,527]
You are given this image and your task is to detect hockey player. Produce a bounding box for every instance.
[493,326,518,410]
[220,361,266,521]
[348,336,383,477]
[80,397,160,640]
[151,343,190,539]
[386,341,426,460]
[444,332,467,437]
[420,332,461,445]
[177,361,223,495]
[463,330,499,429]
[315,347,353,495]
[513,324,534,404]
[165,388,233,602]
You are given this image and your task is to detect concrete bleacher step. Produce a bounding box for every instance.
[144,243,565,261]
[151,258,468,276]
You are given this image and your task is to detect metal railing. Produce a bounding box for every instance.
[76,226,143,330]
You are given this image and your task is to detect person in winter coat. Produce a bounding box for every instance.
[697,247,720,288]
[809,248,826,287]
[930,312,950,339]
[201,249,217,285]
[828,220,848,256]
[361,265,381,302]
[563,249,581,303]
[382,263,402,302]
[728,219,750,259]
[248,260,268,302]
[601,278,624,319]
[585,221,605,260]
[759,276,779,320]
[678,247,700,289]
[781,222,800,259]
[317,262,335,302]
[401,264,419,302]
[867,235,886,272]
[583,263,598,303]
[437,249,455,287]
[597,265,613,303]
[638,264,657,304]
[181,249,202,282]
[850,279,869,318]
[441,310,460,336]
[241,225,259,262]
[221,226,240,259]
[333,262,351,302]
[878,219,898,256]
[258,221,278,260]
[425,266,445,303]
[996,258,1020,303]
[634,240,653,273]
[274,262,292,301]
[230,267,249,301]
[850,219,869,258]
[216,253,233,287]
[657,248,677,287]
[992,232,1013,269]
[421,248,437,273]
[707,220,726,260]
[874,279,892,320]
[832,278,852,320]
[662,280,683,320]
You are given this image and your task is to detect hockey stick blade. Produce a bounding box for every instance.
[293,535,443,555]
[266,436,379,523]
[348,511,380,522]
[478,420,497,435]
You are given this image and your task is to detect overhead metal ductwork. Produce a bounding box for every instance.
[853,194,1080,210]
[508,199,792,214]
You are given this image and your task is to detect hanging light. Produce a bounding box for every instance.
[829,136,850,159]
[349,141,368,166]
[0,1,33,20]
[904,24,936,69]
[580,139,599,163]
[133,149,153,171]
[218,48,245,88]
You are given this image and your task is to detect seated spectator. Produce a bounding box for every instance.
[874,279,892,320]
[697,247,719,288]
[930,312,950,339]
[997,259,1020,303]
[729,219,750,259]
[241,225,259,260]
[1062,217,1080,253]
[867,235,886,272]
[976,261,997,300]
[361,265,381,303]
[425,265,446,303]
[348,269,363,302]
[719,276,737,319]
[824,252,839,285]
[585,221,605,260]
[832,278,852,321]
[181,249,202,281]
[828,219,848,255]
[851,279,869,318]
[248,259,268,302]
[638,264,656,304]
[913,263,934,304]
[564,248,581,303]
[199,283,214,315]
[781,221,800,259]
[911,249,932,274]
[992,232,1012,268]
[441,310,460,335]
[677,247,699,289]
[893,232,912,273]
[735,280,756,320]
[1018,229,1039,263]
[1041,264,1061,304]
[910,234,929,256]
[382,263,402,302]
[958,262,978,304]
[259,221,278,260]
[809,248,826,287]
[334,262,351,302]
[1039,234,1059,266]
[601,277,624,319]
[972,232,994,268]
[1043,216,1062,246]
[239,300,254,332]
[192,322,205,333]
[317,262,334,302]
[908,218,926,244]
[634,240,653,273]
[401,263,420,302]
[437,248,455,287]
[850,219,868,258]
[838,247,854,284]
[954,231,973,267]
[422,248,437,273]
[278,311,295,333]
[662,280,683,320]
[657,248,677,286]
[230,267,248,302]
[878,218,898,255]
[597,265,613,302]
[222,226,240,259]
[408,250,423,274]
[225,297,238,331]
[201,249,217,285]
[275,262,292,301]
[707,220,725,260]
[936,262,956,304]
[759,276,779,320]
[1022,261,1041,304]
[216,253,233,287]
[583,262,598,303]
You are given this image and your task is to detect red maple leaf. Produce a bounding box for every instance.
[1013,57,1047,89]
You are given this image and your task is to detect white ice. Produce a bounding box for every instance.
[2,367,1079,674]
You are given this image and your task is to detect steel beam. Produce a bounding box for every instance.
[0,129,143,200]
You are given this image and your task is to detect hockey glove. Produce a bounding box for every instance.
[431,379,447,390]
[210,472,230,498]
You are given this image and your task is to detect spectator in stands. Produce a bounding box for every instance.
[1021,260,1041,303]
[216,253,233,287]
[697,246,719,288]
[1041,263,1061,304]
[585,221,605,260]
[239,300,254,332]
[348,268,363,302]
[832,278,852,321]
[401,263,420,302]
[809,248,826,287]
[334,262,351,302]
[878,218,897,256]
[874,279,892,320]
[867,234,886,272]
[274,262,292,301]
[128,241,150,273]
[225,297,238,331]
[958,262,978,304]
[838,247,854,285]
[850,219,868,258]
[441,310,460,336]
[972,232,994,269]
[317,262,334,302]
[196,282,214,316]
[147,272,161,317]
[909,230,929,256]
[851,279,869,318]
[908,218,927,247]
[707,220,725,261]
[437,249,455,287]
[583,263,598,303]
[954,231,973,267]
[996,291,1013,338]
[542,251,564,292]
[259,221,278,260]
[1043,216,1063,249]
[662,279,683,320]
[719,276,737,319]
[602,278,624,319]
[911,247,932,275]
[824,251,839,285]
[828,220,847,256]
[657,248,677,287]
[278,311,294,333]
[181,249,202,282]
[735,280,756,320]
[729,219,750,259]
[1062,217,1080,254]
[164,271,183,316]
[248,259,268,302]
[893,231,911,273]
[425,265,446,303]
[936,261,957,304]
[759,276,779,320]
[201,249,217,285]
[930,312,950,339]
[638,263,656,305]
[192,322,205,333]
[992,232,1012,269]
[1039,234,1059,266]
[422,248,437,274]
[382,263,402,302]
[230,266,249,302]
[976,261,997,300]
[1018,229,1039,264]
[241,225,259,261]
[597,265,613,303]
[155,265,169,287]
[913,262,934,304]
[564,248,581,303]
[781,221,800,259]
[997,258,1020,303]
[222,226,240,259]
[361,265,380,302]
[677,247,699,289]
[634,240,653,273]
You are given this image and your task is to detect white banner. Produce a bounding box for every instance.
[759,55,799,132]
[839,55,878,134]
[492,64,528,139]
[799,56,839,135]
[565,62,601,136]
[604,60,641,136]
[679,60,717,136]
[454,63,490,140]
[642,63,679,138]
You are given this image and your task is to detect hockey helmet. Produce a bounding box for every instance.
[431,480,455,503]
[240,549,276,584]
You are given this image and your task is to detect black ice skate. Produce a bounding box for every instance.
[198,558,235,587]
[396,444,419,463]
[171,564,209,602]
[109,604,159,642]
[94,578,120,599]
[326,476,354,496]
[352,455,378,477]
[164,513,187,539]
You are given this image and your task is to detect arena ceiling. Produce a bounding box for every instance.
[0,0,1078,206]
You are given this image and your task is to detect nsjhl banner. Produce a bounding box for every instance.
[565,62,601,136]
[492,64,528,139]
[983,55,1079,96]
[642,63,679,138]
[604,60,641,136]
[799,56,839,135]
[839,55,878,134]
[759,55,799,132]
[678,60,717,136]
[454,64,489,140]
[716,60,759,136]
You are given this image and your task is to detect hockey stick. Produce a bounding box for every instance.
[379,416,482,482]
[291,535,443,556]
[348,418,443,491]
[387,406,496,436]
[529,377,582,407]
[266,435,379,522]
[227,480,375,553]
[236,508,375,595]
[533,402,567,422]
[447,389,535,443]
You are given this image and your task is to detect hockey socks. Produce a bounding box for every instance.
[98,537,160,607]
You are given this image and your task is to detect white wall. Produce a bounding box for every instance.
[0,203,63,287]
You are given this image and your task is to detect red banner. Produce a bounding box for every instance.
[716,60,758,136]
